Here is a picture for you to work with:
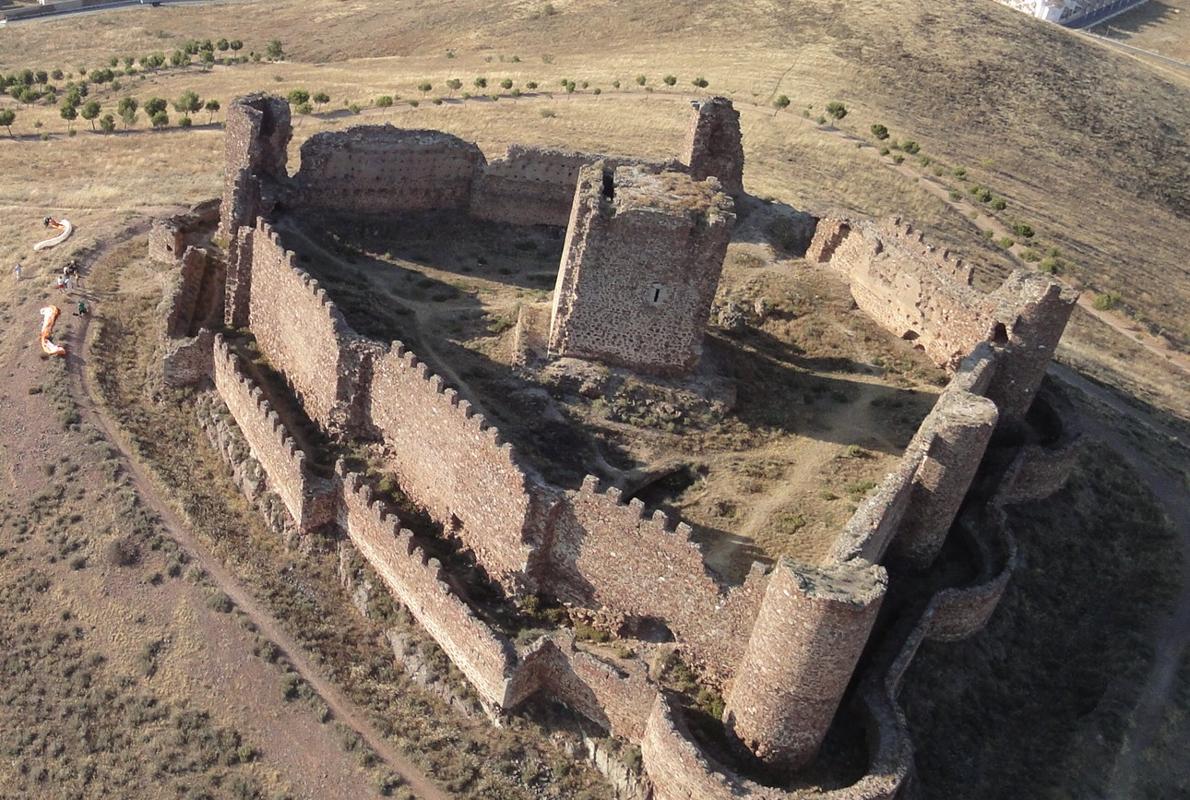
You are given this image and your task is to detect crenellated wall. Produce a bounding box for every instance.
[338,465,520,707]
[296,127,484,215]
[368,343,550,594]
[546,475,768,686]
[247,220,378,434]
[211,335,335,531]
[808,217,1077,425]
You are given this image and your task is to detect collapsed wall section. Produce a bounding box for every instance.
[247,221,376,434]
[338,466,518,707]
[368,344,547,593]
[549,163,735,376]
[295,127,484,215]
[211,335,335,531]
[149,199,220,263]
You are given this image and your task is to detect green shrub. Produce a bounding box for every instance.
[1092,291,1121,311]
[997,236,1015,249]
[892,154,905,164]
[207,591,234,613]
[901,140,920,154]
[1012,221,1035,239]
[1037,256,1061,275]
[1019,249,1041,263]
[870,123,889,140]
[375,95,393,107]
[991,197,1007,211]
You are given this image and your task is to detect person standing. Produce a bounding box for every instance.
[12,263,21,280]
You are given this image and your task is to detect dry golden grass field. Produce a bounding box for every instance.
[0,2,1187,799]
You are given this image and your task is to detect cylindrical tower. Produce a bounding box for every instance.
[892,389,999,567]
[722,557,886,771]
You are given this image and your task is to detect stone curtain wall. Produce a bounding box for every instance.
[211,336,334,531]
[470,146,680,227]
[471,145,597,227]
[296,127,484,215]
[808,217,1077,423]
[546,476,768,686]
[338,466,519,708]
[549,164,735,376]
[367,344,548,593]
[247,221,372,433]
[810,218,1000,369]
[148,200,220,264]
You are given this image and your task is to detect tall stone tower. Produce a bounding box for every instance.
[221,94,292,327]
[220,93,292,240]
[548,162,735,376]
[722,558,886,772]
[683,97,745,198]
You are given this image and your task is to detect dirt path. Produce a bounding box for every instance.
[67,238,451,800]
[1049,364,1190,799]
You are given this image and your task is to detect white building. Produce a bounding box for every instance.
[997,0,1150,27]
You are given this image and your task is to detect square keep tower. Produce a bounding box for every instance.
[548,163,735,376]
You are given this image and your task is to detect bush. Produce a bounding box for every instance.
[870,123,889,140]
[1093,291,1121,311]
[1038,256,1061,275]
[1019,248,1041,262]
[207,591,234,613]
[825,100,847,120]
[663,74,677,86]
[773,94,790,111]
[377,771,405,796]
[996,236,1015,249]
[105,537,141,567]
[901,140,920,155]
[281,673,302,701]
[971,185,993,203]
[178,116,192,128]
[1012,221,1035,239]
[991,197,1007,211]
[892,154,905,164]
[375,95,393,107]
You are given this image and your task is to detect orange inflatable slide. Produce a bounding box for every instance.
[39,305,66,357]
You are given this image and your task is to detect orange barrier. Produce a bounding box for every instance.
[39,305,66,357]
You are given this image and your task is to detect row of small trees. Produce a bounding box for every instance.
[43,91,222,134]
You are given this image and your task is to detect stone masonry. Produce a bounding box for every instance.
[152,92,1081,800]
[548,163,735,376]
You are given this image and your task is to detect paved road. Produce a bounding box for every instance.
[1,0,220,26]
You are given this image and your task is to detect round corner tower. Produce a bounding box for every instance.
[722,557,886,772]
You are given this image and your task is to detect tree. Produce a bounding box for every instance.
[446,78,462,96]
[60,103,78,132]
[230,40,243,52]
[286,88,310,107]
[312,92,330,109]
[663,74,677,87]
[375,95,394,107]
[174,90,202,114]
[118,96,139,128]
[205,98,221,123]
[773,94,790,112]
[0,109,15,137]
[144,97,168,116]
[500,78,513,91]
[35,70,48,85]
[201,50,215,67]
[473,77,487,89]
[217,38,230,51]
[691,76,709,88]
[564,80,576,96]
[525,81,538,90]
[150,110,169,129]
[170,49,189,68]
[81,100,101,130]
[99,114,116,134]
[635,74,646,87]
[52,69,64,80]
[266,39,284,60]
[870,123,889,140]
[825,101,847,121]
[417,81,432,96]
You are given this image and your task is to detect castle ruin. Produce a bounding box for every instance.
[151,92,1080,799]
